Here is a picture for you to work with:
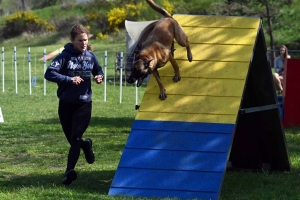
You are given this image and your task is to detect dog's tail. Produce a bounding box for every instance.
[146,0,173,18]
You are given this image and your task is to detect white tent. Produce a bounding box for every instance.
[125,20,157,53]
[124,20,158,83]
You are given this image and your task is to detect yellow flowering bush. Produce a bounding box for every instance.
[45,24,56,31]
[3,11,56,38]
[162,0,174,14]
[96,32,109,40]
[87,13,101,21]
[126,3,143,18]
[106,7,126,31]
[106,3,144,31]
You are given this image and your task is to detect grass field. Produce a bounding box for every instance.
[1,40,300,200]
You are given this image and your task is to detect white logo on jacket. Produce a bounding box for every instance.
[50,61,60,68]
[82,61,93,70]
[67,60,94,70]
[68,61,79,69]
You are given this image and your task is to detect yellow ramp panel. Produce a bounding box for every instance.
[134,15,260,124]
[174,15,261,29]
[158,60,249,79]
[136,111,237,124]
[145,77,245,97]
[175,44,254,62]
[183,27,258,45]
[138,93,240,115]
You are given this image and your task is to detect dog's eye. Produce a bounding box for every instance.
[143,60,152,68]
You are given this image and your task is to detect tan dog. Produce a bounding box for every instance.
[126,0,192,100]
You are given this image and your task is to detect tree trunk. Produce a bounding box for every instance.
[265,0,275,68]
[21,0,26,11]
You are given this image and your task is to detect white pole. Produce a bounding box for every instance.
[34,54,37,76]
[43,48,46,96]
[14,46,17,94]
[124,53,126,87]
[28,47,32,95]
[2,47,4,92]
[0,107,4,123]
[119,52,123,103]
[135,80,138,106]
[22,55,25,84]
[113,54,116,87]
[104,51,107,102]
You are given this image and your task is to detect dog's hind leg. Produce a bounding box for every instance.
[152,69,167,100]
[174,22,193,62]
[185,43,193,62]
[169,54,181,83]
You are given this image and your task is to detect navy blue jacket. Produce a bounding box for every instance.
[44,43,104,103]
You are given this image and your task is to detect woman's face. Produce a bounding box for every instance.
[71,33,88,52]
[280,47,286,56]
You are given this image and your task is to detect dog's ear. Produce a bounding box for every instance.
[144,59,153,68]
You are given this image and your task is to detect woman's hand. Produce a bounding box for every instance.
[94,75,103,84]
[72,76,84,85]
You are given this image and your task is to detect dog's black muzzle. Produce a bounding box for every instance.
[127,77,136,84]
[127,73,149,87]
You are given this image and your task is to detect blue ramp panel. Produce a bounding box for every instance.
[109,14,261,200]
[109,120,235,200]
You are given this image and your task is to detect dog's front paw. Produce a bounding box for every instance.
[159,93,167,100]
[188,54,193,62]
[173,76,181,82]
[159,89,167,100]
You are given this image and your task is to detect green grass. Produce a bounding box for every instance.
[0,87,145,200]
[1,40,300,199]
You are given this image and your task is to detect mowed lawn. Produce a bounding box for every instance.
[0,80,148,200]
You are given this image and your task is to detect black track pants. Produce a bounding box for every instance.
[58,100,92,171]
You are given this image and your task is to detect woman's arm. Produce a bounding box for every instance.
[44,54,73,83]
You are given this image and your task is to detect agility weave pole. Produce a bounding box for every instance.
[109,14,290,200]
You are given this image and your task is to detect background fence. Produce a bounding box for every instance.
[0,47,147,106]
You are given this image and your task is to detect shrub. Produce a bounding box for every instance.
[162,0,174,14]
[2,11,56,39]
[95,32,109,40]
[86,12,109,33]
[31,0,61,9]
[106,2,144,32]
[52,15,85,33]
[106,7,126,32]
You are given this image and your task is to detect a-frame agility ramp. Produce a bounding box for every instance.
[108,15,291,200]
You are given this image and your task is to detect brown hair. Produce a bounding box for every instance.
[87,44,93,51]
[70,24,93,51]
[70,24,88,39]
[279,45,289,59]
